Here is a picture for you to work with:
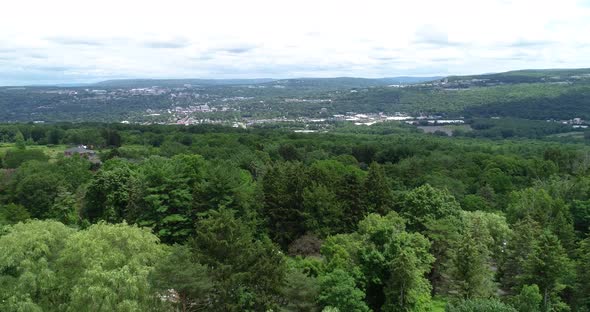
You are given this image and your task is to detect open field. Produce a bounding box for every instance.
[418,124,473,136]
[0,143,69,160]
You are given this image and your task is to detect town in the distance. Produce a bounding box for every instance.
[2,68,590,141]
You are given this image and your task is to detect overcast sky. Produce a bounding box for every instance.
[1,0,590,85]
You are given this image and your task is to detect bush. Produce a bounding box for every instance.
[446,298,517,312]
[2,149,49,168]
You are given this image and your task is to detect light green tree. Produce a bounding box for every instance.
[318,269,370,312]
[513,284,542,312]
[400,184,461,232]
[15,131,26,150]
[56,222,167,312]
[0,220,75,312]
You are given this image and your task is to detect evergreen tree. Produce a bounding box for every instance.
[520,231,573,312]
[575,237,590,311]
[513,284,542,312]
[150,244,213,312]
[384,244,433,312]
[449,221,496,299]
[303,184,344,236]
[14,131,26,150]
[363,162,393,215]
[337,172,366,231]
[190,208,286,311]
[281,269,321,312]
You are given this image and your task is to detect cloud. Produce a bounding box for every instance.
[508,39,554,47]
[214,44,259,54]
[372,56,398,61]
[47,37,104,46]
[142,38,191,49]
[24,65,73,72]
[430,57,458,62]
[224,47,255,54]
[28,54,47,59]
[413,25,463,47]
[189,54,215,61]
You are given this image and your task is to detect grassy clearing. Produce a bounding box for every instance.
[0,143,69,160]
[548,131,585,139]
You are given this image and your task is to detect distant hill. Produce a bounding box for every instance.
[377,76,443,84]
[446,68,590,84]
[94,76,442,89]
[3,68,590,123]
[94,78,277,88]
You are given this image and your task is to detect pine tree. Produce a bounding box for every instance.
[520,231,573,312]
[363,162,393,215]
[575,237,590,311]
[450,222,496,299]
[14,131,26,150]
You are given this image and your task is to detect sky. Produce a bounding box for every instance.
[1,0,590,85]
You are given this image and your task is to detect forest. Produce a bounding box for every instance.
[1,122,590,312]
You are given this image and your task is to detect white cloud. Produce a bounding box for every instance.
[1,0,590,84]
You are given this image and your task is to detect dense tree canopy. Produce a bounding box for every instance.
[0,122,589,311]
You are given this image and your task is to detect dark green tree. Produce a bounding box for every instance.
[190,208,286,311]
[150,244,213,312]
[363,162,394,215]
[281,269,320,312]
[520,231,573,312]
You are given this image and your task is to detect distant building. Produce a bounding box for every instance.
[64,146,100,163]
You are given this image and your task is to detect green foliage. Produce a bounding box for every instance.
[0,220,75,312]
[507,188,575,249]
[190,208,286,311]
[262,162,308,247]
[575,237,590,311]
[318,269,369,312]
[0,221,167,312]
[150,244,213,311]
[320,212,434,311]
[8,161,64,218]
[399,184,461,232]
[281,268,320,312]
[57,222,166,312]
[14,131,26,150]
[1,122,590,311]
[513,284,542,312]
[2,149,49,168]
[49,187,78,224]
[445,298,517,312]
[83,160,138,222]
[363,162,394,215]
[0,203,30,225]
[424,217,462,296]
[519,231,573,312]
[449,220,496,299]
[303,184,344,237]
